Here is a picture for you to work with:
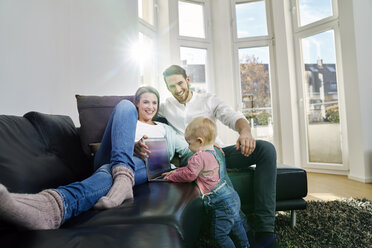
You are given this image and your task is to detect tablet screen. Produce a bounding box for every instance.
[144,138,170,176]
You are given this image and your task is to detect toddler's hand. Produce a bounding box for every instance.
[213,143,225,155]
[162,170,175,180]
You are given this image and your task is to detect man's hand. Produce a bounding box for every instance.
[134,135,151,160]
[235,118,256,157]
[236,131,256,157]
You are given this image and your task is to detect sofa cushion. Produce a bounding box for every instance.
[75,95,135,157]
[276,165,308,200]
[24,111,91,180]
[228,164,307,213]
[61,182,203,247]
[0,114,87,193]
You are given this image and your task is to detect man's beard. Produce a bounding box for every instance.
[177,89,190,104]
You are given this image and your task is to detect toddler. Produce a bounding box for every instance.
[163,117,249,248]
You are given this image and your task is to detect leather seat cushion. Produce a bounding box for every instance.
[0,223,183,248]
[61,182,203,244]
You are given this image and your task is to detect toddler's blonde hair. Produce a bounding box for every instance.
[185,117,217,145]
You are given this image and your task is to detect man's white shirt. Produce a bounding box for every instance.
[159,91,245,146]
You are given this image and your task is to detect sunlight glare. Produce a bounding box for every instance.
[129,33,154,70]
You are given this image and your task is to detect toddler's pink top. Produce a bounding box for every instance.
[168,150,220,194]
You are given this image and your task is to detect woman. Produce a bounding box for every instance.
[0,86,192,230]
[92,86,192,208]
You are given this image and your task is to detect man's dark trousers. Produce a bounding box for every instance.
[222,140,277,233]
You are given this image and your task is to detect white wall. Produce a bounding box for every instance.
[349,0,372,182]
[0,0,139,126]
[333,0,372,182]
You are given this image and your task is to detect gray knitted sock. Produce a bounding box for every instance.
[0,184,64,230]
[94,166,134,209]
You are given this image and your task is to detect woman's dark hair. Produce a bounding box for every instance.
[162,65,187,83]
[134,86,160,120]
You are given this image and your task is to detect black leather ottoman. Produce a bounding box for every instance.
[228,164,307,228]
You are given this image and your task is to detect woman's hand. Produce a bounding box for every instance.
[162,170,175,180]
[134,135,151,160]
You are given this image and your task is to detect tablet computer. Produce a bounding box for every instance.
[144,138,173,182]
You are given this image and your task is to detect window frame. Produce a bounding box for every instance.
[138,0,158,29]
[137,0,159,86]
[233,0,273,42]
[177,0,210,42]
[231,0,281,151]
[291,0,348,171]
[171,0,214,92]
[293,0,339,32]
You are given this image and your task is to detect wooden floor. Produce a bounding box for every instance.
[305,172,372,201]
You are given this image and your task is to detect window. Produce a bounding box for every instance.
[138,0,155,26]
[239,47,273,141]
[177,0,211,92]
[178,1,205,38]
[292,0,345,168]
[235,1,268,38]
[301,30,342,164]
[180,46,207,92]
[137,0,158,85]
[138,32,156,85]
[298,0,333,26]
[233,0,275,144]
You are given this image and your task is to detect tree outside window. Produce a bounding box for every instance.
[240,54,271,126]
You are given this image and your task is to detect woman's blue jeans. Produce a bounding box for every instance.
[55,100,148,223]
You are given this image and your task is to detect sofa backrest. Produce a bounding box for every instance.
[75,95,169,158]
[76,95,135,157]
[0,112,90,193]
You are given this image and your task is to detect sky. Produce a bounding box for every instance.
[236,1,268,38]
[299,0,336,63]
[236,0,336,64]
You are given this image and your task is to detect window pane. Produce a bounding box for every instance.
[138,33,156,85]
[239,47,273,142]
[178,1,205,38]
[138,0,154,25]
[299,0,333,26]
[235,1,268,38]
[180,47,207,92]
[301,30,342,164]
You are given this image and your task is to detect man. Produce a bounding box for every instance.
[159,65,277,247]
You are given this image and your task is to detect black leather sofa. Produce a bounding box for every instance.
[0,95,308,248]
[0,111,202,248]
